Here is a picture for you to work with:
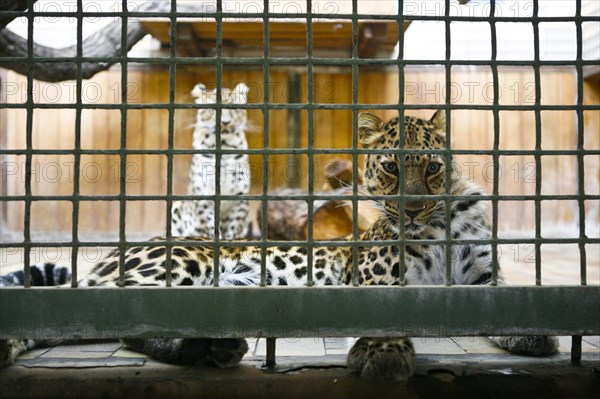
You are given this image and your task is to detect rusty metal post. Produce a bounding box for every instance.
[266,338,277,368]
[571,335,582,364]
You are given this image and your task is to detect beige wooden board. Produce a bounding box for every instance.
[1,67,597,237]
[140,19,406,58]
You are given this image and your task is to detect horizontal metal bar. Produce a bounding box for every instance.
[1,194,598,202]
[0,286,597,339]
[0,10,598,23]
[1,55,598,68]
[1,237,599,249]
[1,148,599,156]
[2,103,599,113]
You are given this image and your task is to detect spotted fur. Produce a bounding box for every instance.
[346,110,557,380]
[171,83,251,239]
[352,110,494,286]
[0,263,70,287]
[0,111,557,378]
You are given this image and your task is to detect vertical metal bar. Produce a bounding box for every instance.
[351,0,359,286]
[574,0,587,286]
[265,337,276,368]
[444,0,453,286]
[71,0,84,288]
[571,335,582,364]
[213,0,223,287]
[117,0,129,287]
[23,0,35,288]
[396,0,407,286]
[305,0,314,287]
[260,0,270,287]
[165,0,177,287]
[489,0,500,286]
[532,0,542,286]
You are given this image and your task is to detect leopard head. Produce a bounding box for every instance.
[359,110,450,235]
[191,83,249,136]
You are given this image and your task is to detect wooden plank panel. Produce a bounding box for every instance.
[143,71,168,233]
[99,71,120,236]
[4,72,27,233]
[267,71,291,189]
[123,71,144,237]
[583,78,600,230]
[141,20,400,58]
[1,68,591,237]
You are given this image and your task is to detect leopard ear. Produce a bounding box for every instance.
[233,83,249,104]
[429,109,446,133]
[358,112,385,147]
[191,83,207,99]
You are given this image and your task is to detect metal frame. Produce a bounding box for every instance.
[1,0,599,365]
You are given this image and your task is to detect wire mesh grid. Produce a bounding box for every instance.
[0,0,599,346]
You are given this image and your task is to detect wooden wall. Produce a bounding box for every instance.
[583,75,600,236]
[1,66,597,238]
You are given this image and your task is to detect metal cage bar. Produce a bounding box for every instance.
[0,0,599,364]
[21,0,35,288]
[396,0,407,286]
[163,0,178,287]
[117,0,129,288]
[532,0,543,287]
[349,0,360,286]
[490,0,501,286]
[259,0,270,288]
[70,0,83,288]
[305,0,315,287]
[575,0,588,287]
[1,286,598,339]
[1,9,599,23]
[212,0,223,287]
[2,103,599,111]
[444,0,453,286]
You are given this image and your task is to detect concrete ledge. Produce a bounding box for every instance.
[1,354,598,399]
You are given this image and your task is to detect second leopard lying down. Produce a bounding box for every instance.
[1,111,558,380]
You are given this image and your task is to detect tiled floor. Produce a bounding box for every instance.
[13,336,600,369]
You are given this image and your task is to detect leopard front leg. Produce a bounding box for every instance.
[220,199,250,239]
[192,200,217,237]
[122,338,248,368]
[0,340,34,368]
[171,201,186,236]
[171,200,217,237]
[347,337,416,381]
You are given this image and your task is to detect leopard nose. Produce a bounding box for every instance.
[405,209,421,219]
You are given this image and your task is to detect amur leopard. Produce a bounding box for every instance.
[0,110,558,380]
[171,83,251,239]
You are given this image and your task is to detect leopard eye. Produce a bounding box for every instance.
[383,162,398,175]
[426,162,441,175]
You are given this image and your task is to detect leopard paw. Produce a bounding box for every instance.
[347,337,416,381]
[123,338,248,367]
[490,335,559,356]
[0,339,34,368]
[181,338,248,368]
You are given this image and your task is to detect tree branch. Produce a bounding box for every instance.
[0,0,171,82]
[0,0,33,30]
